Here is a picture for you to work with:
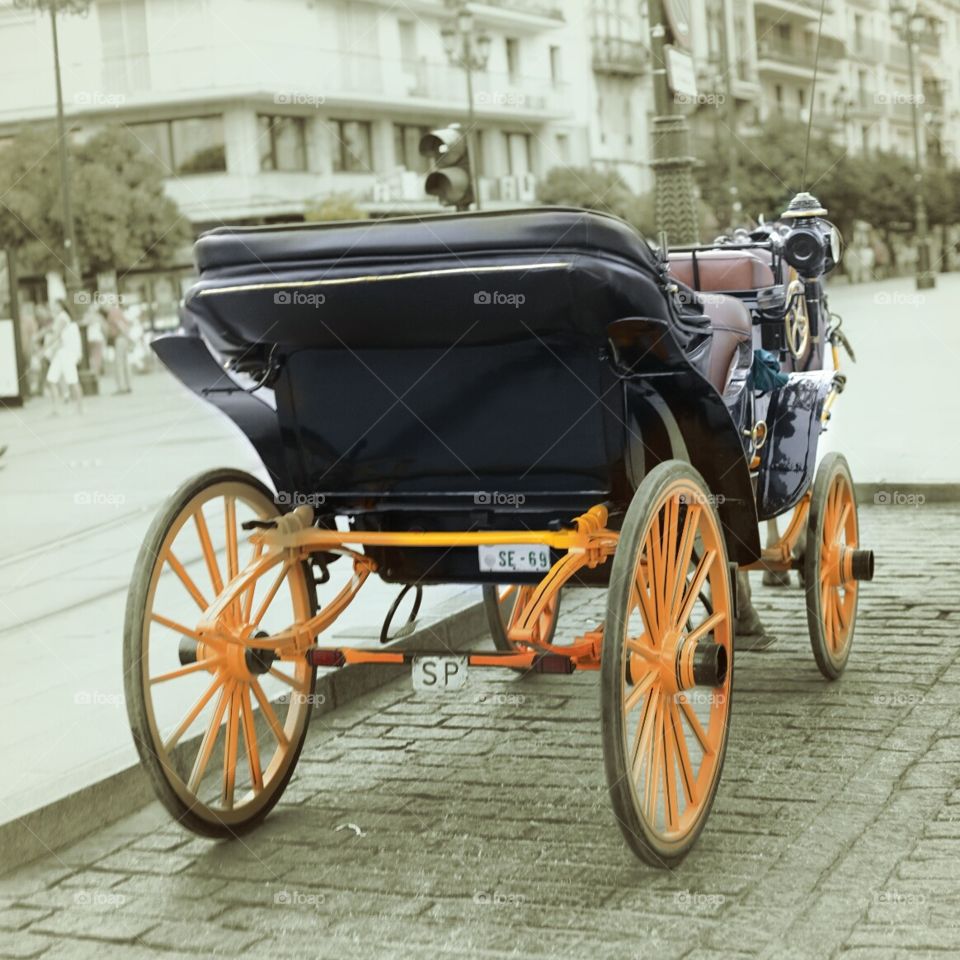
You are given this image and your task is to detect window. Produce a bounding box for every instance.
[393,123,429,173]
[126,116,227,175]
[505,38,520,81]
[332,120,373,173]
[258,115,307,171]
[398,19,417,63]
[172,117,226,174]
[549,45,562,83]
[556,133,570,163]
[98,0,150,93]
[505,132,532,176]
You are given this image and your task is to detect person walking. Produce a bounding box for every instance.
[101,299,132,394]
[45,300,84,415]
[83,298,105,376]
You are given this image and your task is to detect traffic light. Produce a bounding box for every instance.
[419,124,475,211]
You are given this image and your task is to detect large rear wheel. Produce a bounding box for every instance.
[602,461,734,867]
[124,468,316,837]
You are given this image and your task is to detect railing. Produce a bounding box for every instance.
[591,36,648,75]
[756,34,844,69]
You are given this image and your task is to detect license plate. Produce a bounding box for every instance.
[478,544,551,574]
[412,655,469,692]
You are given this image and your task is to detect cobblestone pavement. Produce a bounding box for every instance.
[1,503,958,960]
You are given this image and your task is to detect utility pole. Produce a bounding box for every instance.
[647,0,700,245]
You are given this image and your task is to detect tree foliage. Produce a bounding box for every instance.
[0,124,191,276]
[536,166,656,236]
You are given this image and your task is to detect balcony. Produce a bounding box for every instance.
[754,0,832,19]
[0,43,572,123]
[592,36,648,76]
[756,34,844,75]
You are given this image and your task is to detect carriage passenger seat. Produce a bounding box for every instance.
[698,295,753,397]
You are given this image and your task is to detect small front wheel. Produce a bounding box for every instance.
[482,584,561,652]
[805,453,862,680]
[602,461,734,867]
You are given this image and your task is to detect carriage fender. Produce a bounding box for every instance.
[755,371,836,521]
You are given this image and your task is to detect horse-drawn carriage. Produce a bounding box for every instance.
[124,195,873,865]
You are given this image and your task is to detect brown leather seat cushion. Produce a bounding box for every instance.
[668,250,775,292]
[701,294,753,394]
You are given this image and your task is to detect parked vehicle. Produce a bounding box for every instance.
[124,195,872,866]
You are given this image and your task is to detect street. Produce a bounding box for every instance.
[0,370,475,824]
[0,501,958,959]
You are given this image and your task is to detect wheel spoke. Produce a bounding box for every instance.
[242,541,266,623]
[222,684,241,809]
[240,685,264,794]
[268,666,308,695]
[193,506,223,596]
[835,502,851,543]
[646,511,663,632]
[668,699,698,807]
[678,694,713,756]
[187,679,233,793]
[633,560,660,640]
[669,503,700,626]
[163,674,222,752]
[251,679,290,749]
[643,698,665,823]
[662,711,679,830]
[225,496,240,625]
[662,496,679,616]
[624,667,657,713]
[151,658,221,685]
[150,612,201,641]
[251,561,291,630]
[676,549,716,632]
[630,685,660,778]
[164,549,209,612]
[683,610,726,647]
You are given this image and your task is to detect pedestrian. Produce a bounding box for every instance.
[83,298,105,376]
[100,298,132,394]
[45,299,84,415]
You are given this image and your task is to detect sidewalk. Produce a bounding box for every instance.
[0,369,477,826]
[0,502,958,958]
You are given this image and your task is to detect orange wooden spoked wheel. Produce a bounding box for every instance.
[482,584,562,653]
[805,453,860,680]
[601,461,734,867]
[124,468,317,837]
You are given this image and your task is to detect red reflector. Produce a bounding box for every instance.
[308,649,345,668]
[534,654,575,675]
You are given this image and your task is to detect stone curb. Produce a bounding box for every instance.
[0,601,487,874]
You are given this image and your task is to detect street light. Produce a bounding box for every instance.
[890,0,937,290]
[441,2,491,211]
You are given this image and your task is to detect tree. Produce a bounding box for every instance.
[304,193,369,222]
[0,125,191,277]
[537,166,656,236]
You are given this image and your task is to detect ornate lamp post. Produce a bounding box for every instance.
[890,0,937,290]
[441,5,491,212]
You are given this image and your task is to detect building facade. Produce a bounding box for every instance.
[0,0,959,230]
